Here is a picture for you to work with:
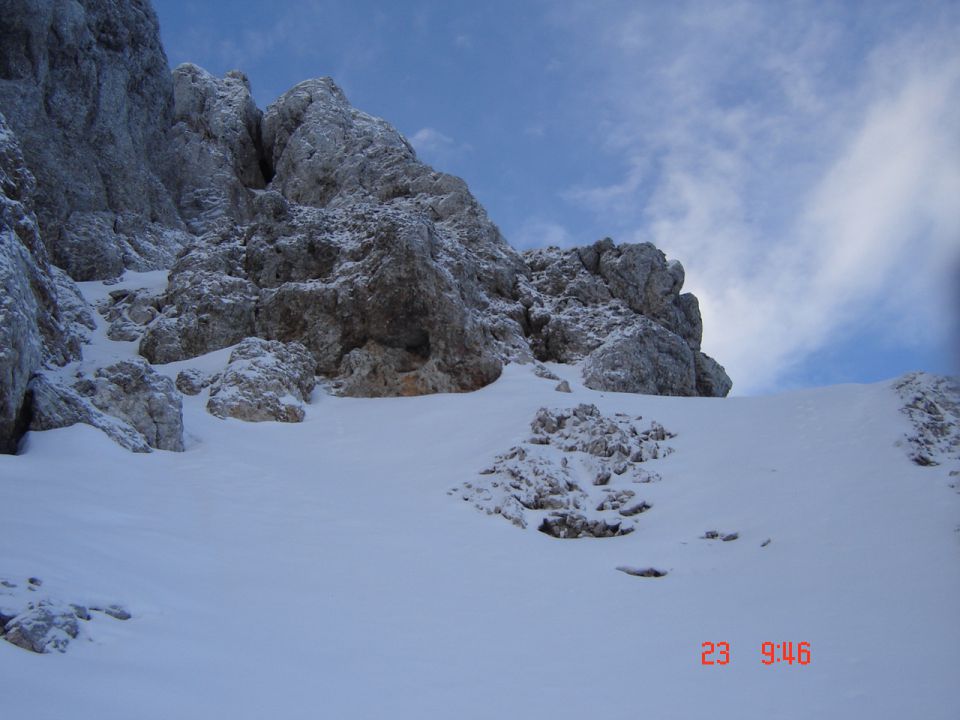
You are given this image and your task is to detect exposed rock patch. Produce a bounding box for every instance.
[1,576,131,654]
[893,372,960,467]
[456,404,672,537]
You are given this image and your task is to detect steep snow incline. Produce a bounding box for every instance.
[0,274,957,719]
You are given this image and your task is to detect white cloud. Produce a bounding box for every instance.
[549,1,960,393]
[408,127,472,166]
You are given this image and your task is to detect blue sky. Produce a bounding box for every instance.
[152,0,960,394]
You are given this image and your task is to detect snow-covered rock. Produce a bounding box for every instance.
[207,338,316,422]
[894,372,960,467]
[523,239,730,396]
[72,360,184,451]
[458,404,671,537]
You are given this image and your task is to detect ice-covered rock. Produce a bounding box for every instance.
[207,338,316,422]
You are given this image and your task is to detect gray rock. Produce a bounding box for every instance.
[581,320,698,396]
[28,373,153,452]
[893,372,960,467]
[72,359,184,451]
[0,0,184,279]
[522,239,730,396]
[3,601,80,654]
[207,338,316,422]
[555,380,572,393]
[175,368,215,396]
[0,112,85,453]
[459,404,672,535]
[169,64,265,233]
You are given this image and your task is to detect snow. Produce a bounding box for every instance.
[1,276,958,718]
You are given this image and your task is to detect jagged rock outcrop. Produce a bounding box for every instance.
[168,63,265,233]
[523,238,730,396]
[0,0,187,279]
[0,0,732,454]
[206,338,315,422]
[0,112,89,453]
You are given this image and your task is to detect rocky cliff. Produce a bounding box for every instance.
[0,0,731,454]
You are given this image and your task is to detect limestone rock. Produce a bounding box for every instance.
[523,239,730,396]
[581,320,697,396]
[169,64,265,233]
[73,359,184,451]
[458,404,672,536]
[207,338,316,422]
[175,368,217,396]
[3,601,79,654]
[0,112,86,453]
[0,0,185,279]
[27,374,153,452]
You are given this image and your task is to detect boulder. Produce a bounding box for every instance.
[27,374,153,452]
[3,601,80,654]
[207,338,316,422]
[72,359,184,451]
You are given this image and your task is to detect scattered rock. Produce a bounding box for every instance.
[458,404,673,537]
[555,380,572,393]
[3,601,80,654]
[616,566,668,578]
[27,577,41,587]
[207,338,316,422]
[722,532,739,542]
[175,368,215,396]
[761,538,772,547]
[533,364,560,381]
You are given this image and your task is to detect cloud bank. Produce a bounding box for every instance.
[547,1,960,393]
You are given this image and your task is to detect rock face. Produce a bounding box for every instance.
[523,239,730,396]
[0,0,732,453]
[0,112,88,453]
[168,63,265,233]
[207,338,315,422]
[0,0,186,279]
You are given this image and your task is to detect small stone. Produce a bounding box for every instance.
[555,380,572,393]
[616,566,667,578]
[721,532,739,542]
[27,577,42,587]
[761,538,771,547]
[703,530,719,540]
[103,605,131,621]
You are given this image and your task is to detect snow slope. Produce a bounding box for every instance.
[1,272,957,719]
